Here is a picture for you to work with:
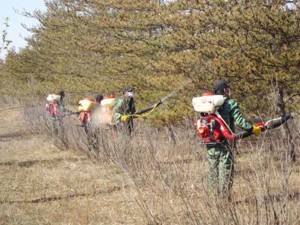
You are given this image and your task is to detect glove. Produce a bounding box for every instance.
[120,115,131,122]
[251,125,261,136]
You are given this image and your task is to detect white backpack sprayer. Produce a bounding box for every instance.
[45,94,62,117]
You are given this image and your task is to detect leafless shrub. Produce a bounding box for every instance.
[22,100,49,135]
[0,95,21,106]
[21,98,300,224]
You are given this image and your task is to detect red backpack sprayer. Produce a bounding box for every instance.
[45,93,62,117]
[193,93,291,144]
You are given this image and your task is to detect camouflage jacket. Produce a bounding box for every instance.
[112,96,136,122]
[218,97,253,133]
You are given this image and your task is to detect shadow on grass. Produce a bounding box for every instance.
[0,185,129,204]
[234,192,300,205]
[0,157,88,167]
[0,131,28,142]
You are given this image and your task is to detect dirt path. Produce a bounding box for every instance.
[0,107,143,225]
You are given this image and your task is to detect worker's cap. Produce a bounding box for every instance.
[122,86,133,93]
[95,94,104,103]
[58,90,65,98]
[213,80,229,93]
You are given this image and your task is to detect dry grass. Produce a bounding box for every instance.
[0,100,299,224]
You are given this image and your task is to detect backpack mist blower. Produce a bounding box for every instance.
[192,93,291,145]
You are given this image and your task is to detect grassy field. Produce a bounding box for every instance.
[0,102,299,224]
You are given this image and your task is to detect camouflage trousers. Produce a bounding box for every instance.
[114,120,134,136]
[206,144,234,196]
[84,124,101,151]
[45,115,63,137]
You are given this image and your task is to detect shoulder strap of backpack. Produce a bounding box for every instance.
[49,101,58,116]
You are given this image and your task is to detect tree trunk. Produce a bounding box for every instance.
[278,87,296,163]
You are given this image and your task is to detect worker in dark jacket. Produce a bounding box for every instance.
[206,80,261,198]
[113,86,136,135]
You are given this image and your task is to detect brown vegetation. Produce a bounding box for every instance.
[0,98,299,224]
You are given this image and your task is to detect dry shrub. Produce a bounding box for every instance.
[0,95,21,106]
[22,99,300,224]
[22,99,50,135]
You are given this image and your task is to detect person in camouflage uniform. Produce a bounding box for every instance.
[206,80,261,197]
[45,91,67,136]
[113,86,136,135]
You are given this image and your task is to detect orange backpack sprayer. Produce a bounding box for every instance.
[193,93,291,144]
[78,97,97,126]
[77,95,116,127]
